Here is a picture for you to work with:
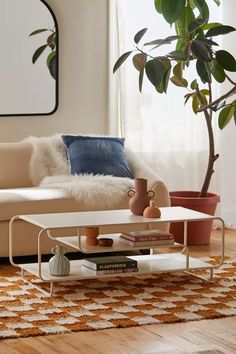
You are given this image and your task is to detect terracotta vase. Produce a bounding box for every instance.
[143,200,161,218]
[84,227,99,246]
[128,178,155,215]
[170,191,220,245]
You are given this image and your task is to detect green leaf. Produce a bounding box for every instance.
[133,53,147,71]
[154,0,162,13]
[170,76,188,87]
[206,25,236,37]
[215,50,236,72]
[161,0,186,24]
[47,51,56,69]
[134,28,148,44]
[184,93,193,104]
[144,35,180,47]
[192,95,199,114]
[48,54,57,79]
[167,50,186,60]
[193,0,209,22]
[32,44,48,64]
[139,67,144,92]
[173,62,183,79]
[145,59,166,87]
[234,111,236,126]
[188,18,205,33]
[190,79,197,90]
[29,28,48,36]
[199,38,219,47]
[210,60,225,83]
[196,59,212,83]
[200,89,209,95]
[218,105,235,129]
[175,5,195,37]
[47,32,56,46]
[113,51,133,73]
[191,40,212,61]
[213,0,220,5]
[156,59,171,93]
[202,22,222,30]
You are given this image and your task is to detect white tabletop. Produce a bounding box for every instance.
[16,207,215,229]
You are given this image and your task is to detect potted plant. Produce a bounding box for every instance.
[113,0,236,244]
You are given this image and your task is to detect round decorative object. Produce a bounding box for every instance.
[128,178,155,215]
[49,245,70,276]
[98,238,113,247]
[143,200,161,218]
[84,227,99,246]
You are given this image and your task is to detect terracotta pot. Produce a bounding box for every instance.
[128,178,155,215]
[84,227,99,246]
[170,191,220,245]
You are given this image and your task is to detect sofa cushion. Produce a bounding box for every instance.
[0,187,129,222]
[62,135,133,179]
[0,142,33,188]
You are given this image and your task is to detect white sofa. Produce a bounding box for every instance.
[0,136,170,257]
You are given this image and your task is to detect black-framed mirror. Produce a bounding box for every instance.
[0,0,58,116]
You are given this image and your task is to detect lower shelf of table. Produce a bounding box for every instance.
[18,253,214,282]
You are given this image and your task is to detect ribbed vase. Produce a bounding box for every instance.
[49,245,70,276]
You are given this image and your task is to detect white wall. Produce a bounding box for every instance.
[218,2,236,226]
[0,0,109,142]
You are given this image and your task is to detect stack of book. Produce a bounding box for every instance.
[81,255,138,275]
[119,229,175,247]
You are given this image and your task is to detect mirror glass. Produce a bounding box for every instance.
[0,0,58,116]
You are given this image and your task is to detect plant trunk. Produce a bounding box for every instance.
[199,109,218,197]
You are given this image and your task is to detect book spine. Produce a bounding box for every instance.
[82,260,137,271]
[120,234,174,242]
[120,238,174,247]
[96,267,139,275]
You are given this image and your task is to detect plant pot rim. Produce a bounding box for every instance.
[170,191,220,205]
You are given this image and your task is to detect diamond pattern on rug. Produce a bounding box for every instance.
[0,256,235,338]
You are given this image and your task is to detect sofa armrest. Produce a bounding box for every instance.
[125,148,170,208]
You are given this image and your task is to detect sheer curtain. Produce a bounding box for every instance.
[109,0,222,193]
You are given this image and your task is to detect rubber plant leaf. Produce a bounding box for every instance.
[32,44,47,64]
[154,0,162,13]
[191,40,212,61]
[29,28,48,36]
[210,60,225,83]
[134,28,147,44]
[161,0,186,25]
[133,53,147,71]
[196,59,212,83]
[188,18,206,33]
[218,105,235,129]
[206,25,236,37]
[193,0,209,22]
[215,50,236,72]
[48,55,57,80]
[113,51,133,73]
[145,59,165,87]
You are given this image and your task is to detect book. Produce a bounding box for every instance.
[83,267,139,275]
[120,229,174,242]
[81,255,137,271]
[119,236,174,247]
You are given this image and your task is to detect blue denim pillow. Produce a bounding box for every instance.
[62,135,133,178]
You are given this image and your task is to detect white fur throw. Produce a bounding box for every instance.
[40,174,134,208]
[25,134,135,208]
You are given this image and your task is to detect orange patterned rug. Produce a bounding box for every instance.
[0,257,236,339]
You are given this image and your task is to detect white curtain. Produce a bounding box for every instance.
[109,0,222,193]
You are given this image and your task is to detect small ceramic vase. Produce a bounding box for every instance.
[128,178,155,215]
[84,227,99,246]
[49,245,70,276]
[143,200,161,218]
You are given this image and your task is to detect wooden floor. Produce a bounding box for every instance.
[1,228,236,354]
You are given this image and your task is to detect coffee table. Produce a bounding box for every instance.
[9,207,225,296]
